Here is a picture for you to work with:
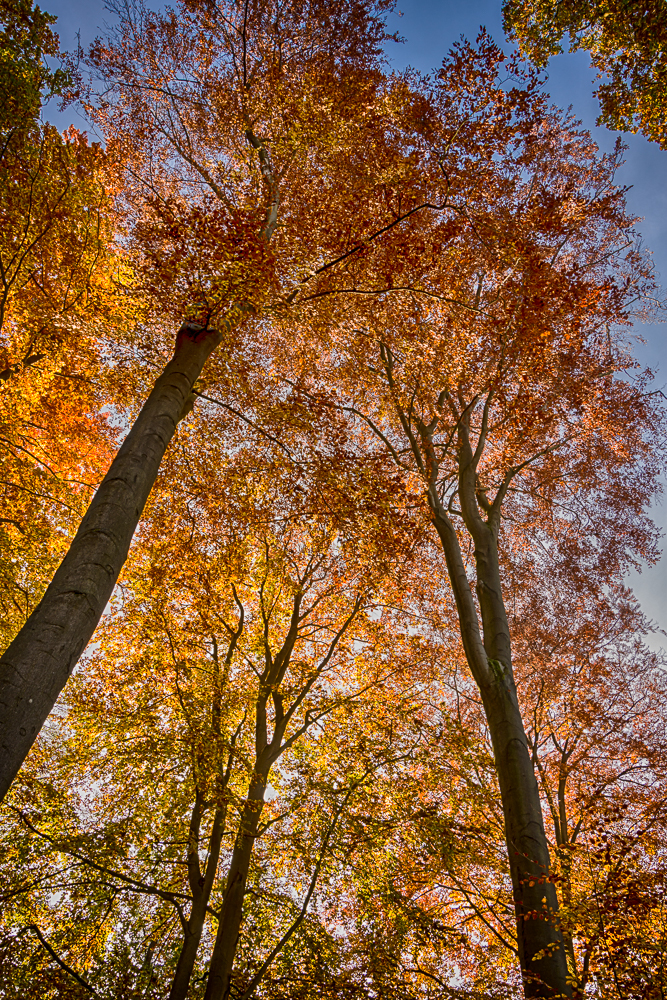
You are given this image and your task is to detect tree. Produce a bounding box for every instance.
[0,124,128,642]
[2,11,665,998]
[502,0,667,148]
[0,0,133,792]
[2,335,664,999]
[0,0,407,801]
[336,582,667,1000]
[0,436,436,999]
[281,35,663,996]
[0,0,68,131]
[511,545,667,995]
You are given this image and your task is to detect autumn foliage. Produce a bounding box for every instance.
[0,1,666,999]
[503,0,667,147]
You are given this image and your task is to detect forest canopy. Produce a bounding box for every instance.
[0,1,665,999]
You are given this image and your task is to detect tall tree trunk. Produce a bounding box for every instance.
[480,667,569,998]
[170,803,226,1000]
[203,592,302,1000]
[171,920,209,1000]
[203,777,266,1000]
[556,769,582,988]
[431,504,572,999]
[0,321,225,801]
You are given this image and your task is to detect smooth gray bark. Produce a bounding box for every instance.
[0,323,223,801]
[428,419,572,999]
[362,339,571,996]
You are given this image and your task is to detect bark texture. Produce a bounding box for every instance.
[428,419,572,998]
[434,508,571,996]
[0,323,223,801]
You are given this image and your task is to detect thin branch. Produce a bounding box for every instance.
[472,390,494,469]
[192,391,302,466]
[23,924,97,995]
[491,433,578,519]
[235,780,365,1000]
[10,808,190,919]
[245,128,279,242]
[286,200,453,303]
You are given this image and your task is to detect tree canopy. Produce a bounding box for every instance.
[0,2,665,998]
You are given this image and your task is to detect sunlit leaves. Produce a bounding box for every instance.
[503,0,667,147]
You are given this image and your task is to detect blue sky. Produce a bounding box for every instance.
[44,0,667,635]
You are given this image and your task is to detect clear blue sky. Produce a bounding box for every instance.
[44,0,667,636]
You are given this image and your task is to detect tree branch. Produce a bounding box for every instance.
[23,924,97,995]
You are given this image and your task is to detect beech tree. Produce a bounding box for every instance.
[0,432,436,998]
[2,374,665,998]
[0,0,406,800]
[0,126,126,643]
[1,6,665,998]
[279,36,663,996]
[0,0,131,770]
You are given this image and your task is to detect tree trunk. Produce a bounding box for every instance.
[480,670,570,997]
[0,322,224,801]
[203,591,300,1000]
[170,803,226,1000]
[204,779,265,1000]
[431,506,572,999]
[171,921,209,1000]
